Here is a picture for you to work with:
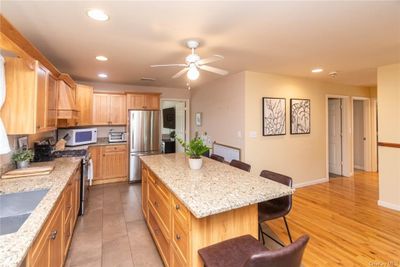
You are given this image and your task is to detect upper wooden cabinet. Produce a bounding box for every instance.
[127,93,160,110]
[1,57,57,134]
[75,84,93,126]
[46,74,58,129]
[92,93,126,125]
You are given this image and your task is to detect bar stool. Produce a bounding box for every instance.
[210,154,224,162]
[198,234,309,267]
[230,159,251,172]
[258,170,293,246]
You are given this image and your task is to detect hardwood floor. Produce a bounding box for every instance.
[267,171,400,266]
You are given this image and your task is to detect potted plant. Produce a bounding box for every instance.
[12,149,34,169]
[177,137,209,170]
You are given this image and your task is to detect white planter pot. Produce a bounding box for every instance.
[16,160,30,169]
[188,158,203,170]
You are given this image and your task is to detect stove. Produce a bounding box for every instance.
[52,149,91,216]
[52,149,88,158]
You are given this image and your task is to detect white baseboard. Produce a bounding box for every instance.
[293,177,329,188]
[378,200,400,211]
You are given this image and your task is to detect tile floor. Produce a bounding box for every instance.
[65,182,163,267]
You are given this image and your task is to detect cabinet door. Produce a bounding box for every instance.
[46,74,58,129]
[142,166,148,219]
[109,94,126,124]
[30,241,50,267]
[76,84,93,125]
[92,94,110,125]
[144,94,160,110]
[89,146,102,180]
[49,202,63,267]
[102,149,127,179]
[36,66,47,131]
[127,94,145,109]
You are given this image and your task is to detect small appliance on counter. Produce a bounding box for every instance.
[108,131,127,143]
[33,140,54,162]
[57,128,97,147]
[161,139,175,154]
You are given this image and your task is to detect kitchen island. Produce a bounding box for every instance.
[140,153,294,267]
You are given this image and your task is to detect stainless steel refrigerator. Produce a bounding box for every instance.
[129,110,160,182]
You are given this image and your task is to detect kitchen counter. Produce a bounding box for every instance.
[0,158,81,267]
[140,153,294,219]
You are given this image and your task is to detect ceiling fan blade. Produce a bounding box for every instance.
[172,68,189,79]
[197,55,224,65]
[198,65,228,76]
[150,64,187,68]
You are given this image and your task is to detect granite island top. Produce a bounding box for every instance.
[0,158,81,267]
[140,153,294,219]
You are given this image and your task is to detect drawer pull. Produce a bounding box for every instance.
[50,230,57,240]
[175,204,180,210]
[176,234,181,240]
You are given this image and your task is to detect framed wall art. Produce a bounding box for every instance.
[290,98,311,134]
[195,112,202,126]
[262,97,286,136]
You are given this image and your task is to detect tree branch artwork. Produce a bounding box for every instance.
[290,99,310,134]
[262,97,286,136]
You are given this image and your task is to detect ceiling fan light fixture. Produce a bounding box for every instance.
[187,65,199,80]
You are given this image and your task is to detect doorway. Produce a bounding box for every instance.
[328,98,343,177]
[352,97,373,172]
[160,99,190,153]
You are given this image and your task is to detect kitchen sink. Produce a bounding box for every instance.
[0,189,49,235]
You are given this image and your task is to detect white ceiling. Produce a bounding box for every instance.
[2,1,400,88]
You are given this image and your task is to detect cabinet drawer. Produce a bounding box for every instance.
[172,216,189,263]
[171,246,186,267]
[149,182,170,235]
[154,177,170,201]
[149,206,170,265]
[63,183,73,220]
[172,195,189,226]
[104,145,126,153]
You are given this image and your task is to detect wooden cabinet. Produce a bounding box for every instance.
[57,80,78,120]
[89,144,128,185]
[1,58,57,134]
[92,93,126,125]
[127,93,160,110]
[142,166,149,219]
[27,166,81,267]
[46,74,58,129]
[75,84,93,125]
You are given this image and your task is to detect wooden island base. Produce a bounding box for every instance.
[141,163,258,267]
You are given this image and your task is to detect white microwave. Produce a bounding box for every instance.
[58,128,97,146]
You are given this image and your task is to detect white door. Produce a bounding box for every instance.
[328,99,342,175]
[174,101,186,153]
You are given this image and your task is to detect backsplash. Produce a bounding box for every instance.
[96,126,126,138]
[0,131,56,175]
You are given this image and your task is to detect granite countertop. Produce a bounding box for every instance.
[140,153,294,219]
[0,158,81,267]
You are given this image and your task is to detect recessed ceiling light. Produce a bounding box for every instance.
[96,55,108,61]
[98,73,108,78]
[87,9,109,21]
[311,68,324,73]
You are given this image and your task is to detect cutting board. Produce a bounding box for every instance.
[1,165,55,179]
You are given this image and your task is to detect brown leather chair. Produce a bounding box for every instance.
[230,159,251,172]
[258,170,293,246]
[210,154,224,162]
[198,234,309,267]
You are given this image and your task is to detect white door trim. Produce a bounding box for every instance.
[160,98,190,142]
[326,95,351,179]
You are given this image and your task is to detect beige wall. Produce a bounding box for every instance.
[190,72,245,152]
[244,71,371,185]
[79,81,190,100]
[377,63,400,210]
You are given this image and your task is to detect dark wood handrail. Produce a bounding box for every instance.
[378,142,400,148]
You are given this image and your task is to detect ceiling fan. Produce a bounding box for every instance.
[150,40,228,81]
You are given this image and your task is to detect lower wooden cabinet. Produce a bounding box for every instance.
[27,166,81,267]
[89,144,128,185]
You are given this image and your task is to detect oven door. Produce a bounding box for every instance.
[80,159,90,215]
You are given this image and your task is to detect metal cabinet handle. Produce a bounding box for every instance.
[176,234,181,240]
[175,204,180,210]
[50,230,57,240]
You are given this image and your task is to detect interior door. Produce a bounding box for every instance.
[328,99,342,175]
